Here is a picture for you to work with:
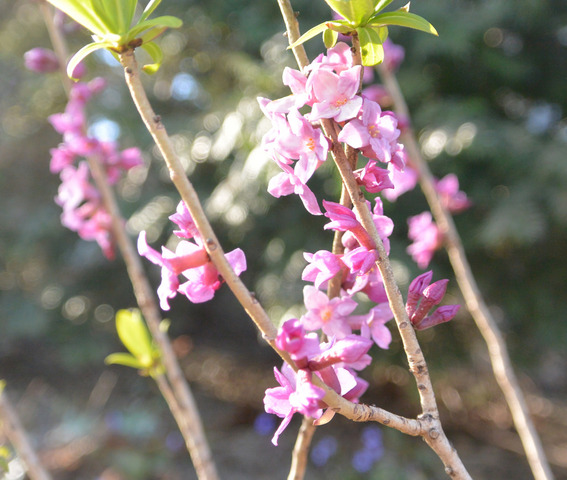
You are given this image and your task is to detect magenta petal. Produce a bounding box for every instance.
[225,248,247,276]
[338,120,369,149]
[138,231,165,267]
[270,412,294,446]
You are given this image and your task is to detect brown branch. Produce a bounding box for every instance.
[378,62,554,480]
[275,1,472,478]
[86,157,219,480]
[116,47,424,440]
[0,390,52,480]
[39,8,219,480]
[287,418,316,480]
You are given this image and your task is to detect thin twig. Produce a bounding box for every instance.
[275,1,472,478]
[86,158,219,480]
[0,391,53,480]
[378,63,555,480]
[39,7,219,480]
[287,418,316,480]
[39,1,71,95]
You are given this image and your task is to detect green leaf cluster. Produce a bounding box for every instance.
[105,309,165,377]
[46,0,182,78]
[291,0,437,66]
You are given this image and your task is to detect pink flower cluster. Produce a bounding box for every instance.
[265,318,373,445]
[258,42,408,215]
[49,79,143,259]
[138,201,247,308]
[264,197,397,444]
[259,42,464,443]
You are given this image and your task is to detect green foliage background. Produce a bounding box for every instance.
[0,0,566,478]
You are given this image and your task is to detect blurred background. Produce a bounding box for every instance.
[1,0,566,478]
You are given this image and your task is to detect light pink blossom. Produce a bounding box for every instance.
[308,66,362,122]
[301,286,357,338]
[264,364,325,446]
[407,212,442,268]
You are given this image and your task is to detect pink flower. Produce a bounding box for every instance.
[338,99,402,165]
[55,163,114,259]
[353,160,394,193]
[382,163,418,202]
[323,201,375,250]
[349,304,393,349]
[267,162,322,215]
[275,319,321,366]
[407,212,442,268]
[341,199,393,254]
[169,201,201,240]
[275,109,329,183]
[315,42,354,73]
[24,48,59,73]
[308,66,362,122]
[302,250,344,289]
[301,286,357,338]
[137,231,246,308]
[264,364,325,446]
[342,247,379,276]
[383,39,405,72]
[308,335,373,371]
[435,174,472,213]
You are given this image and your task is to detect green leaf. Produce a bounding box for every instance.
[127,15,183,41]
[115,309,154,361]
[288,21,329,49]
[323,28,339,48]
[46,0,111,36]
[140,42,164,74]
[91,0,119,33]
[99,0,137,33]
[140,0,163,23]
[105,352,145,370]
[368,11,438,36]
[373,0,394,14]
[66,40,114,80]
[326,20,355,34]
[357,26,385,66]
[323,0,375,25]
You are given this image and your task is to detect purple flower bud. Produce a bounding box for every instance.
[71,61,87,80]
[406,270,433,318]
[414,304,460,330]
[276,319,306,355]
[24,48,59,73]
[423,279,449,304]
[410,279,449,325]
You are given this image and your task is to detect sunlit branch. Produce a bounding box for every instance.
[39,6,219,480]
[378,62,554,480]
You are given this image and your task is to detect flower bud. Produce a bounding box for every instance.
[24,48,59,73]
[410,279,449,325]
[413,304,460,330]
[406,270,433,318]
